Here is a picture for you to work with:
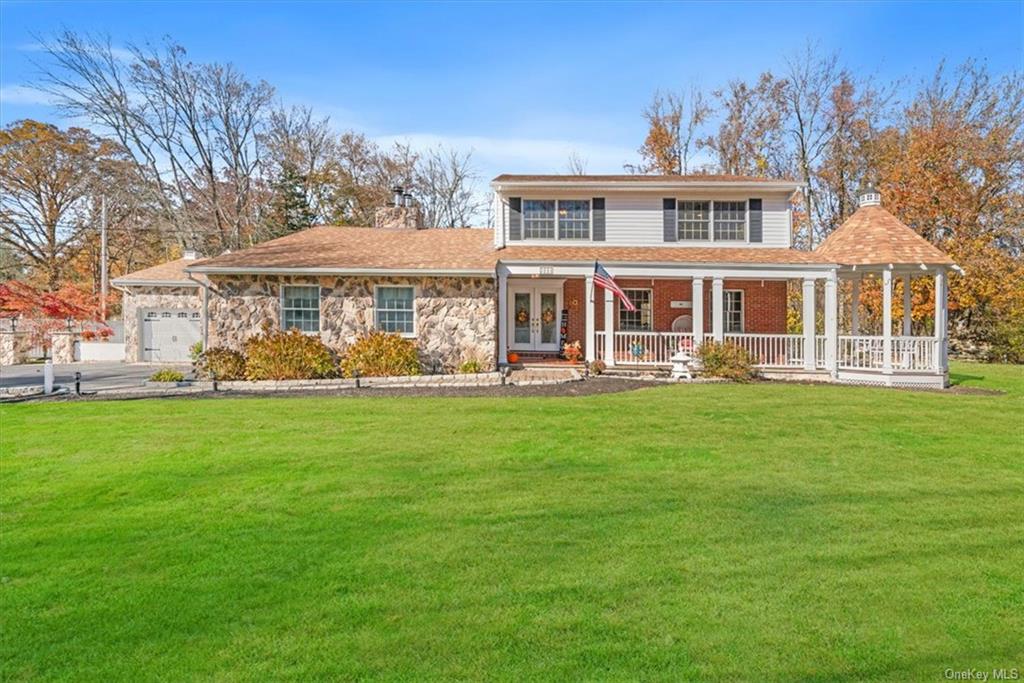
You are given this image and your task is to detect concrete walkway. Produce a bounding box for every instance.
[0,361,190,392]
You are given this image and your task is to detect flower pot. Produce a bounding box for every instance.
[507,352,520,364]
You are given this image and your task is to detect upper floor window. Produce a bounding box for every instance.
[375,285,415,336]
[619,289,652,331]
[558,199,590,239]
[282,285,320,333]
[714,201,746,241]
[522,199,590,240]
[678,201,710,240]
[523,200,556,239]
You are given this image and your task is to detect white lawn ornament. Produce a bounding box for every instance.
[670,339,694,380]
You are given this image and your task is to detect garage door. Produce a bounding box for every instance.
[141,309,201,362]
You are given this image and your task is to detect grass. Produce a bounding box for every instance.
[1,361,1022,681]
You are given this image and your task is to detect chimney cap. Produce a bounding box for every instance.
[183,249,199,260]
[857,181,881,207]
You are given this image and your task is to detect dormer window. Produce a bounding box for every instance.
[522,199,590,240]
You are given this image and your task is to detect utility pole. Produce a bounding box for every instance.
[100,195,108,321]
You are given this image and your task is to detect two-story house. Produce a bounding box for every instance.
[113,174,955,387]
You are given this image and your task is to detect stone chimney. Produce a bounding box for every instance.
[857,182,882,208]
[373,185,424,229]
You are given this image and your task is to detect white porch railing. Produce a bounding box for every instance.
[816,336,827,370]
[609,331,694,365]
[838,335,937,371]
[724,333,805,368]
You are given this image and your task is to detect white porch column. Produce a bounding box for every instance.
[935,267,949,375]
[850,276,860,335]
[584,275,596,362]
[882,269,893,375]
[902,274,913,336]
[711,277,724,342]
[691,277,705,347]
[603,288,614,365]
[824,272,838,375]
[802,278,816,371]
[497,270,508,366]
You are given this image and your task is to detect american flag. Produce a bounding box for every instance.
[594,262,636,312]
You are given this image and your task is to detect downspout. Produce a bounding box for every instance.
[186,274,210,350]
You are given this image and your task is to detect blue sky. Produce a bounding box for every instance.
[1,0,1022,180]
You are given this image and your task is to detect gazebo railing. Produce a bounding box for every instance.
[838,335,937,371]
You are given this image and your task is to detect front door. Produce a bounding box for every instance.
[509,285,561,352]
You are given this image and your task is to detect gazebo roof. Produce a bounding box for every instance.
[815,205,955,267]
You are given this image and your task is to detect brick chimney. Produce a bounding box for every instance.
[374,185,424,229]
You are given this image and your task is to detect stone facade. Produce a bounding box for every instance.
[122,286,203,362]
[0,331,33,366]
[50,331,77,364]
[207,275,496,371]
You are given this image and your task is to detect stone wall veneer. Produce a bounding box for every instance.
[207,275,496,371]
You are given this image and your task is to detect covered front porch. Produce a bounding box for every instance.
[497,261,950,389]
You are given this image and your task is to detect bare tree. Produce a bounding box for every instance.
[680,86,712,174]
[628,88,712,175]
[415,146,484,228]
[262,105,339,224]
[566,150,588,174]
[700,72,790,177]
[37,31,274,253]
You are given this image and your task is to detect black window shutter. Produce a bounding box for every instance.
[508,197,522,241]
[592,198,605,241]
[748,198,763,243]
[663,198,677,242]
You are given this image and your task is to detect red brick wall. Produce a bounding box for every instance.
[561,277,788,356]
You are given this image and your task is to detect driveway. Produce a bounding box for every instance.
[0,362,191,392]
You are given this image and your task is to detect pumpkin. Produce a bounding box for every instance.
[507,352,520,364]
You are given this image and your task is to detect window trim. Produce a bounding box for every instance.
[520,198,592,241]
[280,284,322,335]
[618,287,653,332]
[724,289,744,333]
[677,200,711,242]
[373,284,417,338]
[674,198,750,243]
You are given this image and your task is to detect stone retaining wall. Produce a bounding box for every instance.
[207,275,496,371]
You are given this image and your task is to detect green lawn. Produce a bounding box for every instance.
[2,362,1022,681]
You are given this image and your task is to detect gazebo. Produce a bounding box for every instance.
[815,185,956,388]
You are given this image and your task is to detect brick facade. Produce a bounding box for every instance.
[560,278,788,356]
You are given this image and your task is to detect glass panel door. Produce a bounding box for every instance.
[539,292,558,346]
[513,292,532,346]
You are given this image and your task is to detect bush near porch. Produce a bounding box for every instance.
[1,361,1021,680]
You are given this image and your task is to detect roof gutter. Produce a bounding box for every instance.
[491,180,805,192]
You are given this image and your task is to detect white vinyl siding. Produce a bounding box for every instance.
[281,285,320,333]
[501,192,792,247]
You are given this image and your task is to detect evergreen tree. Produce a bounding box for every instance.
[266,164,315,238]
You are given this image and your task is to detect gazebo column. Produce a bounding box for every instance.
[691,277,705,348]
[850,276,860,335]
[824,272,838,376]
[603,288,614,365]
[802,278,816,371]
[902,274,913,336]
[497,270,508,365]
[584,274,596,363]
[935,267,948,375]
[882,269,893,375]
[712,277,724,342]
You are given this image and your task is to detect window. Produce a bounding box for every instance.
[619,289,652,331]
[282,285,320,333]
[678,200,710,240]
[375,286,415,335]
[714,201,746,240]
[558,199,590,239]
[523,199,556,239]
[724,290,743,333]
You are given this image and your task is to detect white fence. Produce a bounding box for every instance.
[724,333,805,368]
[75,341,125,362]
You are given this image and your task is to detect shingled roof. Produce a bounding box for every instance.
[113,258,204,286]
[815,205,954,266]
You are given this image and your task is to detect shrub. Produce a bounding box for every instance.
[149,368,185,383]
[81,329,97,341]
[97,326,114,340]
[189,340,204,363]
[458,358,484,374]
[195,347,247,381]
[589,359,606,375]
[341,331,420,377]
[695,341,756,381]
[244,327,338,380]
[987,318,1024,364]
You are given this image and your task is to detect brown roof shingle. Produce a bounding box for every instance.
[113,258,203,285]
[815,205,955,266]
[189,226,499,272]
